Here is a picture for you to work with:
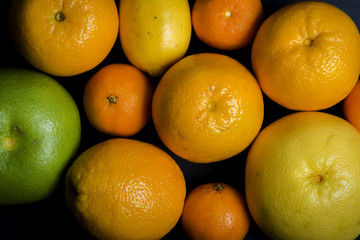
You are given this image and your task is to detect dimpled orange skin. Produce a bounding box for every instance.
[152,53,264,163]
[251,1,360,111]
[65,138,186,240]
[182,183,251,240]
[8,0,119,77]
[83,63,154,137]
[192,0,263,50]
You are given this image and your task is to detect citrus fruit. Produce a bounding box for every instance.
[181,183,250,240]
[119,0,192,77]
[245,111,360,240]
[343,79,360,131]
[192,0,263,50]
[152,53,264,163]
[8,0,119,77]
[0,68,81,205]
[83,63,154,137]
[65,138,186,240]
[251,1,360,111]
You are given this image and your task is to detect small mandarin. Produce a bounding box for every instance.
[83,63,154,137]
[182,183,250,240]
[192,0,263,50]
[343,80,360,131]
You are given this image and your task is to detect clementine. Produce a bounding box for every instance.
[8,0,119,76]
[181,183,250,240]
[343,79,360,131]
[83,63,154,137]
[152,53,264,163]
[65,138,186,240]
[251,1,360,111]
[191,0,263,50]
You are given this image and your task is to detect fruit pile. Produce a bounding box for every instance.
[1,0,360,240]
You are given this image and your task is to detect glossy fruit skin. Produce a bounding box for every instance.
[192,0,263,50]
[245,111,360,240]
[343,80,360,131]
[8,0,119,77]
[83,63,154,137]
[182,183,250,240]
[0,68,81,204]
[65,138,186,240]
[152,53,264,163]
[119,0,192,77]
[251,1,360,111]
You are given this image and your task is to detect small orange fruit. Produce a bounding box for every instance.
[8,0,119,76]
[251,1,360,111]
[181,183,251,240]
[343,79,360,131]
[152,53,264,163]
[83,63,154,137]
[65,138,186,240]
[191,0,263,50]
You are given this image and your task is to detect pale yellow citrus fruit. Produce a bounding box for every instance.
[152,53,264,163]
[251,1,360,111]
[119,0,192,78]
[245,111,360,240]
[8,0,119,77]
[65,138,186,240]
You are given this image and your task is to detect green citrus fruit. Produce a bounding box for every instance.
[245,111,360,240]
[0,68,81,204]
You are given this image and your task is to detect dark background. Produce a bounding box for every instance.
[0,0,359,239]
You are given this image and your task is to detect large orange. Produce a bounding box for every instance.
[152,53,264,163]
[8,0,118,77]
[192,0,263,50]
[83,63,154,137]
[251,1,360,111]
[343,79,360,131]
[65,138,186,240]
[181,183,251,240]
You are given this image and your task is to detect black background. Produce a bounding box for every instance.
[1,0,359,239]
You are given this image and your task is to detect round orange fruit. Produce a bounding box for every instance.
[251,1,360,111]
[8,0,119,76]
[83,63,154,137]
[65,138,186,240]
[152,53,264,163]
[192,0,263,50]
[182,183,251,240]
[343,79,360,131]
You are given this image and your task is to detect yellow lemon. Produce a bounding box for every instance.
[119,0,192,77]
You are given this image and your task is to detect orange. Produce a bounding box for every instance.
[0,68,81,204]
[8,0,118,77]
[65,138,186,240]
[251,1,360,111]
[245,111,360,240]
[343,79,360,131]
[191,0,263,50]
[152,53,264,163]
[83,63,154,137]
[181,183,251,240]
